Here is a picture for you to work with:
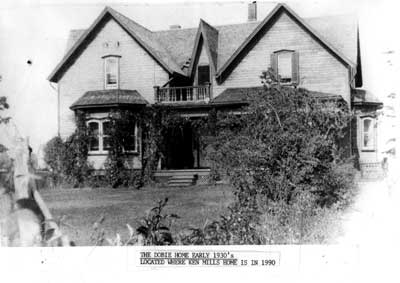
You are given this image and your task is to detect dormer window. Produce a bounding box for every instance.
[197,65,210,85]
[271,50,299,85]
[104,56,120,89]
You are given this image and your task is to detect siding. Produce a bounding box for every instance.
[58,18,169,139]
[213,12,351,104]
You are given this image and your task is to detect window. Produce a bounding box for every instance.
[361,117,375,151]
[87,120,138,154]
[104,56,119,89]
[88,121,100,151]
[271,50,299,84]
[197,65,210,85]
[87,120,112,153]
[122,124,138,152]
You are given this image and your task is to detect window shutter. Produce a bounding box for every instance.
[270,53,278,79]
[291,51,300,85]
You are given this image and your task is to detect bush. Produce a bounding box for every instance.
[43,133,93,188]
[195,70,356,244]
[43,136,65,185]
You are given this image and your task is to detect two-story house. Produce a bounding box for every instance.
[48,2,382,181]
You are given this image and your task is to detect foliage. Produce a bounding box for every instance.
[209,72,353,208]
[180,69,356,245]
[136,198,179,245]
[43,136,65,184]
[0,96,10,125]
[43,111,92,187]
[88,198,179,246]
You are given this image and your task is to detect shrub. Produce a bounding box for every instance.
[136,198,179,245]
[195,70,356,244]
[43,136,65,185]
[43,133,92,188]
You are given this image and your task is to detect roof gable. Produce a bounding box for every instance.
[48,7,184,83]
[187,19,219,77]
[51,4,360,85]
[215,3,357,83]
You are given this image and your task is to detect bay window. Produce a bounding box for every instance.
[87,119,138,154]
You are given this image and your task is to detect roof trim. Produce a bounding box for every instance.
[48,6,180,83]
[215,3,356,82]
[70,103,147,110]
[187,19,219,78]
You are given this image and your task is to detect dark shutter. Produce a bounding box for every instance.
[198,65,210,85]
[270,53,278,80]
[291,51,300,85]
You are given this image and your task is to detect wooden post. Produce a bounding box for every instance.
[153,86,159,102]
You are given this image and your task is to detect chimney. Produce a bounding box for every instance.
[248,1,257,22]
[169,25,181,30]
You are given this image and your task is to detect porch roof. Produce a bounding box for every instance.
[70,89,148,110]
[211,86,343,105]
[351,89,383,108]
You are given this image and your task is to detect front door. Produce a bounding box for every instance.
[164,122,194,169]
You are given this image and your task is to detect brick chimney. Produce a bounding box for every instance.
[169,25,181,30]
[248,1,257,22]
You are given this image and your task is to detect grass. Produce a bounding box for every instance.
[40,184,234,246]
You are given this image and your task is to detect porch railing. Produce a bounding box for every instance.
[154,84,211,103]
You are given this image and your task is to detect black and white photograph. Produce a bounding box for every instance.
[0,0,398,281]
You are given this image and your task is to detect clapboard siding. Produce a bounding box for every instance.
[213,12,351,103]
[58,18,169,139]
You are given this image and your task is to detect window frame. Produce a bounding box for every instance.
[87,119,139,155]
[197,64,211,86]
[103,55,120,90]
[277,50,293,83]
[87,119,109,154]
[271,50,299,85]
[123,123,139,154]
[361,116,376,151]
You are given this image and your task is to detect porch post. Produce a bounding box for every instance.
[153,86,159,102]
[206,82,212,100]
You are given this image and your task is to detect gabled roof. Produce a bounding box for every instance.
[187,19,219,76]
[48,6,184,82]
[70,89,148,110]
[215,3,357,82]
[51,4,359,84]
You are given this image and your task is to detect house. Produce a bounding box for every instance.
[48,2,382,182]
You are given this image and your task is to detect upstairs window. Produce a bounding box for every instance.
[197,65,210,85]
[104,56,119,89]
[271,50,299,84]
[361,117,376,151]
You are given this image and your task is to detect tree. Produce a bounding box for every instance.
[209,69,353,208]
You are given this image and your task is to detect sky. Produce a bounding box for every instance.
[0,0,399,153]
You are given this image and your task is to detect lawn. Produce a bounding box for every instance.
[40,184,234,246]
